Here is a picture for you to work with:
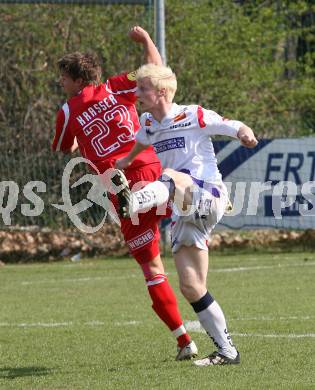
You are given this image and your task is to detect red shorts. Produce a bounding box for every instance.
[116,162,164,264]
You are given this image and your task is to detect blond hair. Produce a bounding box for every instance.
[136,64,177,102]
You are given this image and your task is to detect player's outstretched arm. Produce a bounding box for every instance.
[237,125,258,148]
[129,26,162,65]
[115,141,149,170]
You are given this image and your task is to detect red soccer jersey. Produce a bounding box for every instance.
[52,72,159,172]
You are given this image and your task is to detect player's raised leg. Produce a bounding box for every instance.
[112,168,193,218]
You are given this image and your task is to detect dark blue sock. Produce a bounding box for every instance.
[190,291,214,313]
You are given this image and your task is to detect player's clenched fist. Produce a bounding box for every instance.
[237,125,258,148]
[128,26,150,43]
[128,26,162,66]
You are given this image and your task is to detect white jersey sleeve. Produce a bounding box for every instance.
[201,107,242,138]
[135,113,153,145]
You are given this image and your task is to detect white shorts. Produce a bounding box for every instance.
[170,181,228,253]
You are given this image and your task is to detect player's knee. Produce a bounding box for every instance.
[179,280,201,301]
[163,168,193,191]
[140,255,164,279]
[162,168,177,178]
[162,168,185,186]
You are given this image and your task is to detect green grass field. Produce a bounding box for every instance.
[1,252,315,390]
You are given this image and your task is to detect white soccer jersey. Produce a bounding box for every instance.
[136,103,243,183]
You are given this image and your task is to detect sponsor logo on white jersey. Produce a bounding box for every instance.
[153,137,186,154]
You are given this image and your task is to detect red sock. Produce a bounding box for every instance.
[147,274,191,348]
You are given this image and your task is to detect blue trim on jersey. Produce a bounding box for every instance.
[152,137,185,154]
[179,169,221,198]
[191,177,220,198]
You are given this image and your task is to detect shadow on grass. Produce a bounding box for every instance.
[0,366,53,379]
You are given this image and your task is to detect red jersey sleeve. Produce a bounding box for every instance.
[52,103,75,152]
[105,72,137,103]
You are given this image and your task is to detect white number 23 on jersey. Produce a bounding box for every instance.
[84,105,135,157]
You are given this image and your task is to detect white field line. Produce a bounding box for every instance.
[184,320,315,339]
[20,274,138,286]
[0,322,74,328]
[0,320,140,328]
[16,261,315,286]
[233,333,315,339]
[212,262,315,273]
[230,315,315,321]
[1,319,314,340]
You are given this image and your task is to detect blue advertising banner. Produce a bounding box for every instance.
[214,138,315,229]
